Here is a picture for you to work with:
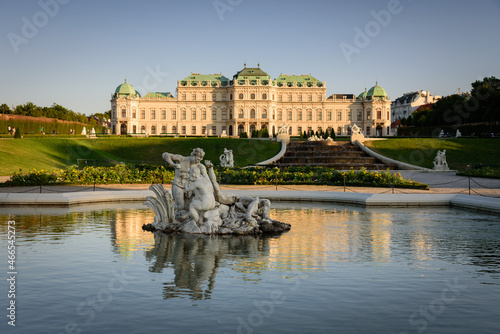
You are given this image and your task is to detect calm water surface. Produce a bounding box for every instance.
[1,203,499,334]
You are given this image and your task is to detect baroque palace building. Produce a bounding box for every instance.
[110,64,393,137]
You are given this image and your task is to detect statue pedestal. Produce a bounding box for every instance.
[277,133,290,145]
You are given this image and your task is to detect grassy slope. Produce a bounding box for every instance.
[365,138,500,170]
[0,137,281,176]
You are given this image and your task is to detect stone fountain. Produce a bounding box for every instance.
[143,148,291,235]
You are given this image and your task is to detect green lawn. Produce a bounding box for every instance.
[0,137,281,176]
[365,138,500,170]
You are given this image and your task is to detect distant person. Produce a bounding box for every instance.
[41,126,44,135]
[7,125,11,134]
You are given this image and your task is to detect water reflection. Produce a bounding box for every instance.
[144,232,272,300]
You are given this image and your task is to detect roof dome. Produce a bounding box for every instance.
[366,82,387,99]
[115,79,139,97]
[357,88,368,100]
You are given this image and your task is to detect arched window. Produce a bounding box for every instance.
[229,108,233,119]
[161,126,166,133]
[121,109,126,118]
[151,109,156,119]
[249,124,256,134]
[337,127,342,135]
[251,93,255,99]
[262,93,267,99]
[151,126,156,134]
[238,125,244,135]
[132,108,136,119]
[250,109,256,118]
[230,93,233,100]
[239,93,243,99]
[377,109,382,119]
[238,109,244,118]
[262,109,267,119]
[172,126,177,133]
[141,126,146,133]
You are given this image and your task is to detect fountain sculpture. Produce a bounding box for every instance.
[143,148,291,235]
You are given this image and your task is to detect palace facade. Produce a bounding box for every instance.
[110,65,393,137]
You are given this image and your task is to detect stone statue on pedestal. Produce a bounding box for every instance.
[433,150,450,171]
[219,148,234,167]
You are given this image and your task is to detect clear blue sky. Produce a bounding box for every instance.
[1,0,499,115]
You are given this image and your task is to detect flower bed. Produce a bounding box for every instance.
[457,166,500,179]
[2,165,429,189]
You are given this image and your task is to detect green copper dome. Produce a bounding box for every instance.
[357,88,368,100]
[115,80,139,97]
[366,82,387,99]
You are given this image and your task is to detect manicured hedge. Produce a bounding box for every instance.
[2,165,428,189]
[457,166,500,179]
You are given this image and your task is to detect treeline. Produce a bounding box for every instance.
[0,102,110,125]
[400,76,500,128]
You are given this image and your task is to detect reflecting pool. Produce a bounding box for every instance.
[1,203,499,334]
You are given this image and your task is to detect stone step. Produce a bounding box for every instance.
[277,162,396,170]
[280,157,379,164]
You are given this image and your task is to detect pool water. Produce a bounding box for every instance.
[1,203,499,334]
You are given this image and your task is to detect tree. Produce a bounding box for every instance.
[0,103,11,114]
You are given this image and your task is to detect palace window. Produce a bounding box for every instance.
[366,110,371,120]
[202,109,207,120]
[298,110,302,121]
[182,126,186,135]
[239,109,244,118]
[288,95,292,102]
[307,111,312,121]
[161,126,166,133]
[288,110,292,121]
[250,124,256,134]
[212,126,217,135]
[222,110,227,120]
[192,126,196,135]
[212,93,217,101]
[192,93,196,100]
[171,109,177,120]
[347,127,352,135]
[337,111,342,121]
[172,126,177,133]
[327,111,332,121]
[182,94,186,100]
[202,94,206,101]
[161,109,166,119]
[262,109,267,119]
[308,95,312,102]
[278,110,282,121]
[212,109,217,120]
[387,111,390,120]
[298,126,302,134]
[348,110,352,121]
[357,111,362,121]
[317,111,322,121]
[337,127,342,135]
[230,93,233,100]
[141,126,146,133]
[132,108,136,119]
[181,109,187,120]
[121,109,126,118]
[262,93,267,100]
[298,94,302,102]
[222,94,227,101]
[377,109,382,119]
[318,95,323,101]
[140,110,145,119]
[251,93,255,99]
[151,109,156,119]
[250,109,256,119]
[151,126,156,135]
[278,95,282,102]
[202,126,206,135]
[239,93,244,99]
[133,125,137,133]
[366,127,371,136]
[192,109,196,120]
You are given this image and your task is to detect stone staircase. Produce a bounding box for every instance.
[275,141,396,170]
